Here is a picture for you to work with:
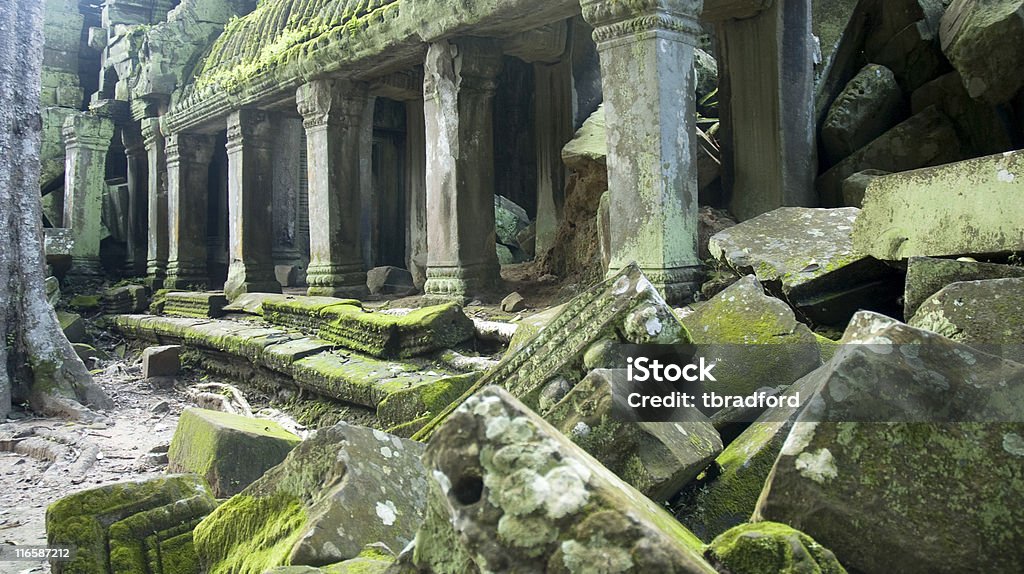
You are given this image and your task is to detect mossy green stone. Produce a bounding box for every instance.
[707,522,847,574]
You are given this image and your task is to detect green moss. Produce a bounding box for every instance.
[69,294,101,311]
[376,372,479,428]
[707,521,847,574]
[194,493,309,574]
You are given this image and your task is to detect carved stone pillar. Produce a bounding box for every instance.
[142,117,168,289]
[165,132,216,289]
[405,99,428,289]
[296,79,371,298]
[422,38,503,299]
[122,126,148,277]
[581,0,704,304]
[63,112,114,278]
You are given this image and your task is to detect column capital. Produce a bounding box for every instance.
[121,126,146,156]
[296,79,369,129]
[226,108,273,150]
[140,117,163,149]
[165,132,216,166]
[580,0,703,44]
[62,112,114,150]
[424,38,503,99]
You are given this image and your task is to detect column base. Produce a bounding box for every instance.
[146,260,167,291]
[607,264,704,306]
[166,261,209,290]
[67,256,104,278]
[423,262,498,301]
[225,263,281,301]
[306,263,367,299]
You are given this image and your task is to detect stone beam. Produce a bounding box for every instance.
[165,132,216,289]
[422,38,503,300]
[701,0,773,21]
[581,0,704,303]
[224,109,282,300]
[296,79,370,298]
[63,113,115,278]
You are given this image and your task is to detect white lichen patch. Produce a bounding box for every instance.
[1003,433,1024,457]
[561,537,633,573]
[376,500,398,526]
[544,466,590,519]
[795,448,838,484]
[781,421,819,456]
[997,169,1015,182]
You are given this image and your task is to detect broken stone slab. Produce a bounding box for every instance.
[708,207,896,325]
[162,291,228,318]
[57,310,87,343]
[167,408,301,498]
[222,292,304,315]
[375,372,480,432]
[817,106,962,206]
[852,150,1024,260]
[840,169,889,208]
[506,303,565,351]
[706,522,848,574]
[47,474,217,574]
[863,0,949,92]
[102,284,149,314]
[545,368,722,502]
[494,194,530,249]
[904,256,1024,317]
[412,264,691,440]
[500,291,526,313]
[941,0,1024,105]
[260,337,336,374]
[366,266,416,296]
[317,303,476,359]
[909,277,1024,361]
[822,64,907,165]
[912,71,1015,157]
[414,385,717,573]
[261,296,362,331]
[193,422,427,573]
[142,344,181,379]
[675,372,825,542]
[755,311,1024,574]
[680,276,822,399]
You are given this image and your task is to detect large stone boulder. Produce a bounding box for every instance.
[904,256,1024,317]
[909,277,1024,361]
[708,208,897,325]
[940,0,1024,105]
[911,71,1015,157]
[821,64,906,165]
[47,475,218,574]
[167,408,302,497]
[863,0,949,92]
[193,422,427,573]
[706,522,847,574]
[680,276,822,399]
[852,150,1024,260]
[411,386,717,573]
[755,311,1024,574]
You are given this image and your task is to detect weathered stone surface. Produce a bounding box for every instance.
[102,284,149,314]
[168,408,301,498]
[911,71,1015,157]
[262,297,362,332]
[755,311,1024,574]
[675,372,824,542]
[706,522,848,574]
[852,150,1024,260]
[840,169,889,208]
[366,266,415,296]
[821,64,906,165]
[494,195,530,249]
[57,310,87,343]
[863,0,949,92]
[194,422,427,573]
[817,106,962,206]
[545,369,722,502]
[413,265,691,440]
[142,345,182,379]
[275,264,305,288]
[940,0,1024,105]
[909,277,1024,361]
[162,291,228,318]
[680,276,822,398]
[47,474,218,574]
[500,292,526,313]
[413,386,716,573]
[708,208,895,325]
[904,256,1024,317]
[507,303,566,351]
[316,304,475,359]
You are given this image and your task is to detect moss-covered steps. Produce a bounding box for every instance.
[112,315,478,430]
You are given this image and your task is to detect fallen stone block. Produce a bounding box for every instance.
[57,310,87,343]
[102,284,149,314]
[46,474,217,574]
[545,368,722,501]
[840,169,889,208]
[904,256,1024,317]
[822,64,906,165]
[708,208,897,325]
[69,294,102,312]
[495,195,530,250]
[941,0,1024,105]
[168,408,301,498]
[193,422,426,573]
[863,0,948,92]
[500,291,525,312]
[411,386,716,573]
[912,70,1015,157]
[755,311,1024,574]
[376,372,479,431]
[317,303,475,359]
[706,522,848,574]
[506,303,565,351]
[261,296,362,331]
[852,150,1024,260]
[162,291,228,318]
[366,266,415,295]
[142,344,182,379]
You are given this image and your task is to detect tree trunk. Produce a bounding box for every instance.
[0,0,112,420]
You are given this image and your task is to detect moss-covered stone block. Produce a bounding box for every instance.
[194,423,426,574]
[904,256,1024,318]
[706,522,847,574]
[376,372,479,429]
[69,294,102,312]
[506,303,565,351]
[46,474,217,574]
[262,297,362,332]
[168,408,301,498]
[57,310,87,343]
[162,291,228,318]
[317,303,475,359]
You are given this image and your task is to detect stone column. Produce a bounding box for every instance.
[712,0,816,220]
[62,112,114,278]
[296,79,370,298]
[224,109,282,299]
[271,115,307,285]
[142,117,168,289]
[533,58,574,256]
[405,99,428,289]
[165,132,216,289]
[122,126,148,277]
[422,38,503,299]
[581,0,704,303]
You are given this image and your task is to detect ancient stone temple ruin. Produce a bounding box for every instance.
[12,0,1024,573]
